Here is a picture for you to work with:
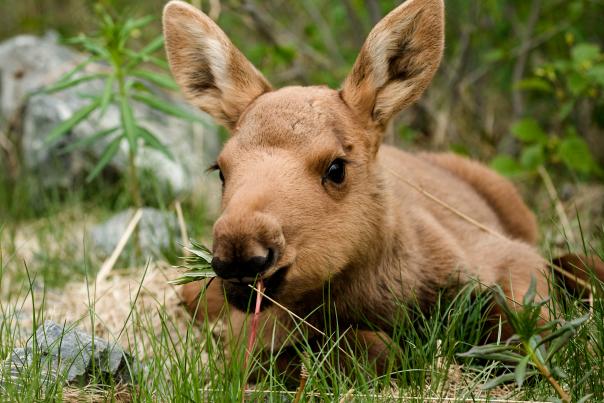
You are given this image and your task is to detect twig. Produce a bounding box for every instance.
[96,208,143,282]
[387,168,505,239]
[365,0,381,25]
[528,346,571,403]
[247,284,324,336]
[300,0,345,65]
[208,0,221,20]
[537,165,576,244]
[341,0,366,47]
[174,201,191,256]
[512,0,542,119]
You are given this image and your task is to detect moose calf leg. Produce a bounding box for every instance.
[476,238,551,338]
[181,278,226,322]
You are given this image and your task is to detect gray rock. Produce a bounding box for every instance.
[90,207,180,258]
[0,33,221,202]
[0,32,76,120]
[3,321,143,388]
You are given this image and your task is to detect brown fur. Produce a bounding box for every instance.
[163,0,601,372]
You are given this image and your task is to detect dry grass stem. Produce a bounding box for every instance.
[389,167,593,302]
[174,201,191,256]
[96,209,143,282]
[538,165,576,244]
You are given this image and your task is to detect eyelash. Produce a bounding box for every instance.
[208,162,225,183]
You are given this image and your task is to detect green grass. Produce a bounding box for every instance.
[1,172,603,402]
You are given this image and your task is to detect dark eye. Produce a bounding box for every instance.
[218,169,225,183]
[323,158,346,185]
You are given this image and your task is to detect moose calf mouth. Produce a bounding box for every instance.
[222,265,290,312]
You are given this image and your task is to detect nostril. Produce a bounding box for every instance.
[246,247,273,274]
[210,248,277,280]
[265,247,275,267]
[211,257,229,277]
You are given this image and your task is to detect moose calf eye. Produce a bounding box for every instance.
[219,169,225,183]
[323,159,346,185]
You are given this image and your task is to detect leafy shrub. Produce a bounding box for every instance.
[492,41,604,179]
[43,5,201,208]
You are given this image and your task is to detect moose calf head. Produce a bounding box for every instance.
[163,0,444,311]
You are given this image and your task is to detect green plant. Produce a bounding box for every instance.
[169,240,215,286]
[43,4,202,209]
[492,40,604,179]
[459,278,590,402]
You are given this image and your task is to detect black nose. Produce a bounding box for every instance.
[211,248,274,280]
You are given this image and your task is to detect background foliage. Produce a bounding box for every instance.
[1,1,603,401]
[2,0,603,172]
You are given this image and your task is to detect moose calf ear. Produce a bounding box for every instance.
[341,0,444,129]
[163,1,272,130]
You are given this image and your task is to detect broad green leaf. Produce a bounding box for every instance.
[86,136,122,182]
[520,144,545,171]
[483,49,505,63]
[511,118,548,144]
[568,72,589,95]
[515,355,531,388]
[133,92,202,122]
[60,127,119,154]
[490,155,524,177]
[137,125,174,160]
[587,65,604,86]
[45,98,101,144]
[515,78,552,93]
[558,137,596,174]
[571,43,600,64]
[131,69,179,90]
[119,95,138,153]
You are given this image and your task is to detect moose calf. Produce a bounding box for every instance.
[163,0,593,372]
